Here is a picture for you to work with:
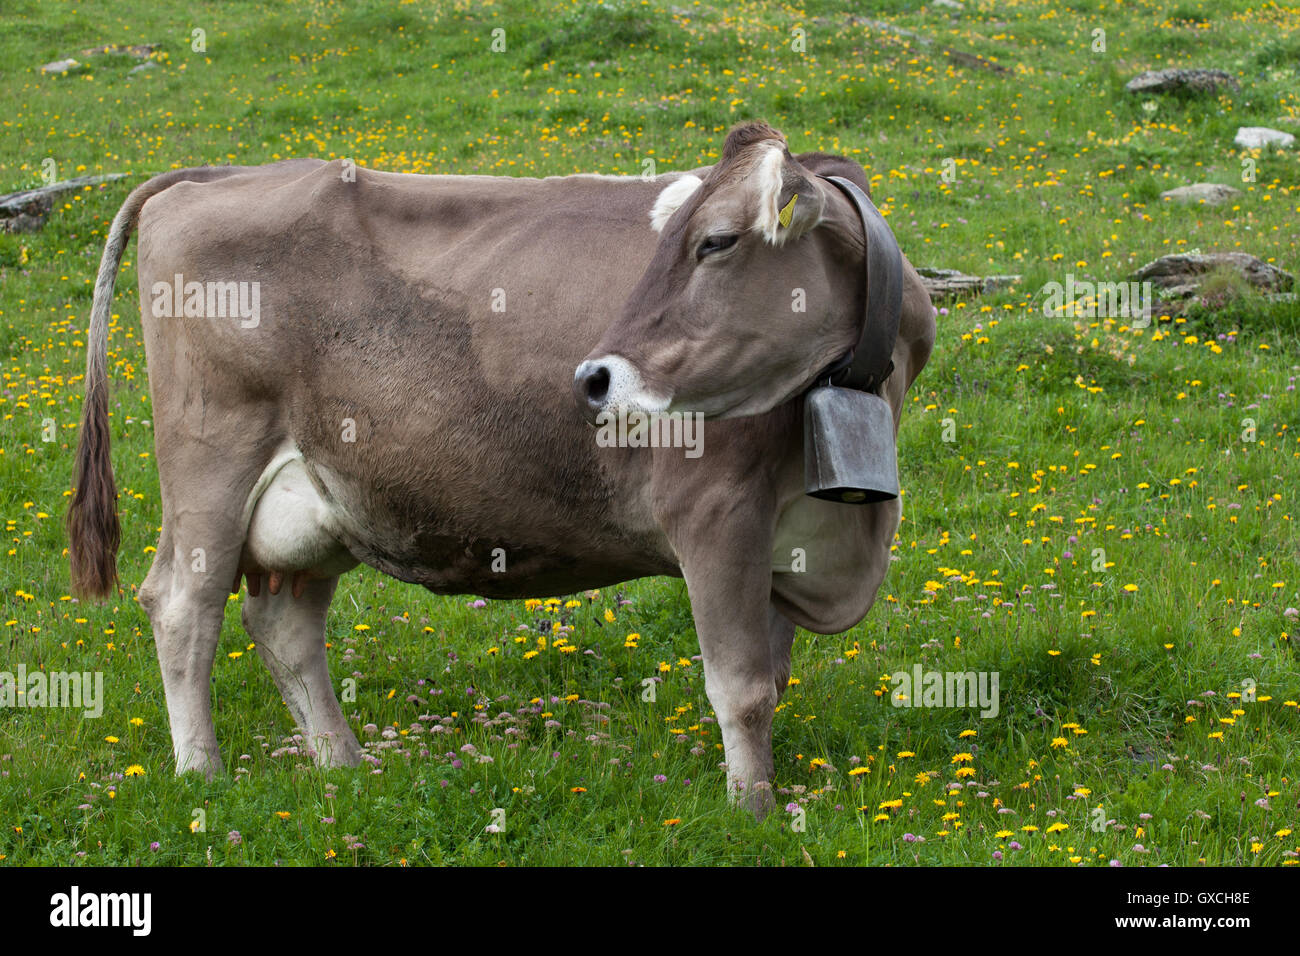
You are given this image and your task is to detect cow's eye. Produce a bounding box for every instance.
[697,233,739,258]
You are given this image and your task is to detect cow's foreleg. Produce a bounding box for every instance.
[680,538,780,819]
[768,605,797,700]
[241,575,361,768]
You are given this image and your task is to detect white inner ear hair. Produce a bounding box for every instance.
[751,144,792,245]
[649,174,704,232]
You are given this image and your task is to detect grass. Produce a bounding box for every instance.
[0,0,1297,866]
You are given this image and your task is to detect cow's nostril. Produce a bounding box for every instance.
[573,360,615,422]
[582,364,610,407]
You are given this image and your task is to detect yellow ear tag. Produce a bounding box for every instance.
[778,193,798,228]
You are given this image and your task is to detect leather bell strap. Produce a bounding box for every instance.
[821,175,903,394]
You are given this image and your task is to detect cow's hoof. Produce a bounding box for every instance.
[175,750,222,780]
[747,781,775,820]
[728,779,775,820]
[312,732,363,768]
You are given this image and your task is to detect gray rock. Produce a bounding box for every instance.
[0,173,128,233]
[1124,68,1239,95]
[42,43,157,78]
[40,58,79,74]
[1159,183,1243,206]
[931,0,965,9]
[1234,126,1295,149]
[1131,252,1293,298]
[129,62,158,75]
[916,267,1021,300]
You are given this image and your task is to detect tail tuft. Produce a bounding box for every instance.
[67,372,120,598]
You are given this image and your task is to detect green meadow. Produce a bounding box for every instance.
[0,0,1297,865]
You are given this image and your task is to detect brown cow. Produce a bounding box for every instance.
[68,121,935,816]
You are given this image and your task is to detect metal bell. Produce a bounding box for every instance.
[803,384,900,504]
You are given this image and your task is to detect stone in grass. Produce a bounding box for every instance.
[43,44,157,77]
[0,173,128,234]
[1131,252,1294,299]
[1234,126,1295,149]
[40,58,80,74]
[1124,68,1239,95]
[1159,183,1243,206]
[915,267,1021,301]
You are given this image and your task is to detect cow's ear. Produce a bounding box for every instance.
[754,148,825,245]
[786,153,876,250]
[650,174,703,232]
[769,178,824,245]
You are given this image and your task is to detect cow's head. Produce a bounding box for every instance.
[574,121,874,422]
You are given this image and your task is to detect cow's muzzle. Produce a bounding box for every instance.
[572,355,668,425]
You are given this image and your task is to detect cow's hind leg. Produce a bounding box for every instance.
[238,455,361,766]
[240,576,361,767]
[137,520,242,778]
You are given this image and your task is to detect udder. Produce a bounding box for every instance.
[236,457,358,597]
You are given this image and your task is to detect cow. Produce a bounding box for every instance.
[68,121,935,817]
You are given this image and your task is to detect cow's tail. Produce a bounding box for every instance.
[68,166,248,598]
